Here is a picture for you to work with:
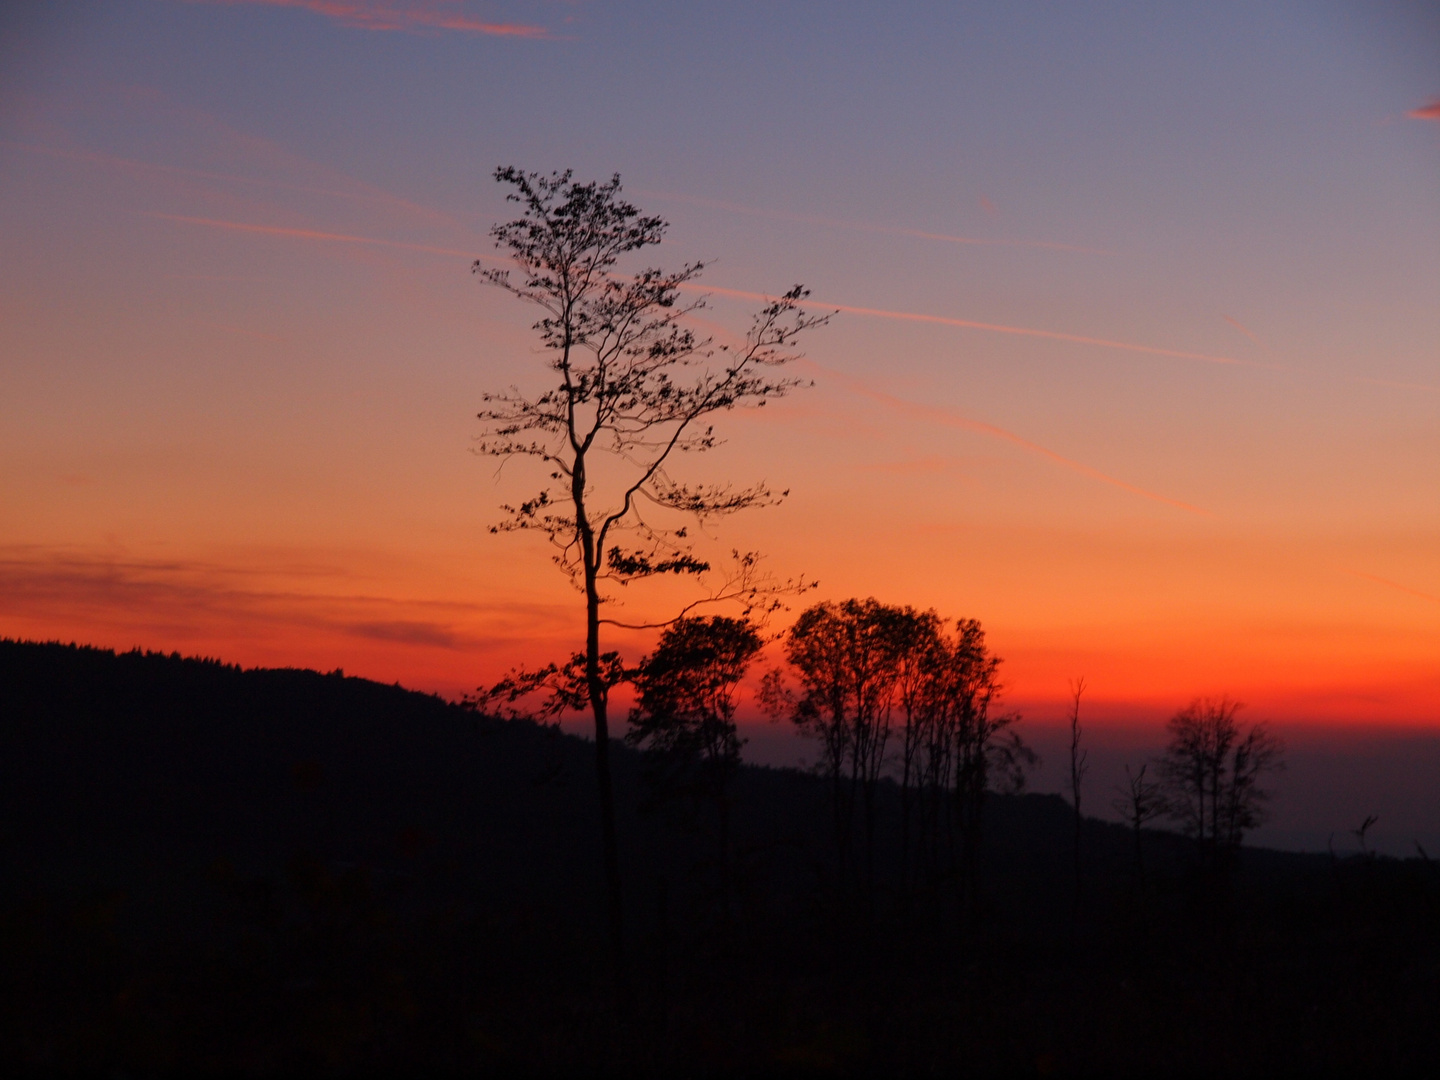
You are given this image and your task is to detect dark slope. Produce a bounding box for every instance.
[0,638,1171,935]
[0,641,834,941]
[2,642,602,917]
[3,639,1440,1075]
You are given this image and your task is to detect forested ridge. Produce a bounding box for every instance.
[3,638,1439,1075]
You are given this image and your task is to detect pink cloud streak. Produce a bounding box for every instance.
[185,1,550,37]
[799,359,1209,516]
[151,212,1259,373]
[1407,99,1440,121]
[694,284,1248,368]
[640,188,1117,256]
[142,209,1208,514]
[1348,570,1440,606]
[148,211,498,262]
[120,208,1440,522]
[1221,313,1259,342]
[6,139,461,226]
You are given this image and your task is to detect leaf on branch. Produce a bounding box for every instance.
[474,650,633,721]
[605,546,710,579]
[599,550,816,630]
[648,479,784,519]
[757,668,794,719]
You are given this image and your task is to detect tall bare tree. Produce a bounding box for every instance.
[476,167,827,970]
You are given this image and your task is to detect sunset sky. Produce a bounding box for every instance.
[2,2,1438,835]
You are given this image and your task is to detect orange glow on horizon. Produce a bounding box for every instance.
[4,534,1436,728]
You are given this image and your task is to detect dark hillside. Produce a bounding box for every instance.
[0,639,1153,942]
[3,639,1439,1074]
[2,641,606,924]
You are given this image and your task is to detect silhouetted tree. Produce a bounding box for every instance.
[1158,696,1284,871]
[766,603,1033,923]
[767,598,914,901]
[941,621,1033,922]
[1352,814,1379,860]
[625,616,764,921]
[475,168,826,969]
[1112,763,1168,879]
[480,649,630,724]
[892,608,946,893]
[854,613,1031,915]
[1067,677,1088,923]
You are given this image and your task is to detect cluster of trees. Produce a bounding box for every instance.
[490,602,1286,940]
[483,599,1032,936]
[758,600,1032,915]
[621,616,1287,935]
[618,602,1032,925]
[1113,696,1285,879]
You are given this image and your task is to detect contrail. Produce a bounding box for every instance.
[694,283,1250,368]
[1348,570,1440,605]
[175,0,551,37]
[638,189,1119,255]
[8,140,461,225]
[147,212,501,262]
[1221,314,1260,342]
[1351,376,1440,393]
[151,214,1361,384]
[149,211,1213,514]
[802,359,1209,516]
[1215,312,1436,393]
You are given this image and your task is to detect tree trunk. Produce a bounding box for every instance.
[585,574,625,982]
[576,448,625,991]
[899,753,913,897]
[1072,806,1083,930]
[717,791,732,927]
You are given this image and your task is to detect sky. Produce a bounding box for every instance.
[1,2,1438,847]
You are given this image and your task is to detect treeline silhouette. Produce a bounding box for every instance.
[4,637,1440,1074]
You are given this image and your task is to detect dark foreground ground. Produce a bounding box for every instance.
[3,639,1439,1075]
